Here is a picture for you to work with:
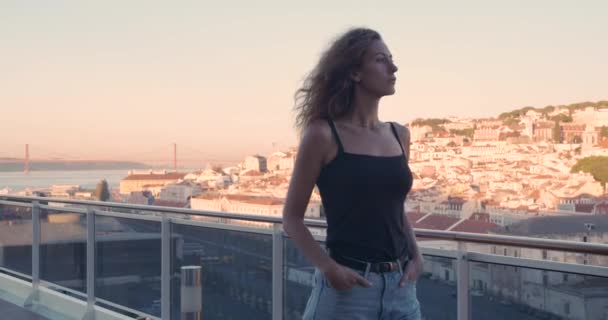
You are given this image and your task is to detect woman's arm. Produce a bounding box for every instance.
[282,121,335,272]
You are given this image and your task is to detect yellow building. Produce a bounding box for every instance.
[191,193,322,228]
[119,172,187,195]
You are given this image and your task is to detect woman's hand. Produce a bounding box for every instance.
[399,254,424,287]
[322,261,372,291]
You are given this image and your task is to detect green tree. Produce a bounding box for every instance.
[601,126,608,139]
[411,118,449,132]
[571,156,608,191]
[503,118,520,127]
[567,101,595,114]
[212,165,224,173]
[594,166,608,192]
[553,121,562,142]
[94,179,111,201]
[497,100,606,122]
[449,128,475,139]
[541,105,555,116]
[520,106,535,115]
[550,114,573,123]
[498,112,510,120]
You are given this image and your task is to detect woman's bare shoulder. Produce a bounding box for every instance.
[390,122,410,143]
[296,119,336,166]
[301,119,333,146]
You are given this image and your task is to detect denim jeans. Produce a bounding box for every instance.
[302,267,422,320]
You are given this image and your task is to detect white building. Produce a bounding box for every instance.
[421,215,608,320]
[582,124,599,148]
[267,152,287,172]
[119,171,187,195]
[444,121,474,131]
[488,215,608,320]
[244,155,267,173]
[267,151,296,173]
[409,125,433,142]
[279,152,296,172]
[49,184,81,198]
[431,197,478,218]
[461,143,508,161]
[573,107,608,127]
[191,193,321,228]
[184,169,232,189]
[158,182,203,203]
[474,126,501,142]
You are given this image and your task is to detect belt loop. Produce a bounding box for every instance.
[396,259,403,276]
[364,262,371,279]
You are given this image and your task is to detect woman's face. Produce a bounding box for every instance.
[354,40,398,97]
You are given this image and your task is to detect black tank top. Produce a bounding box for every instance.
[316,119,414,262]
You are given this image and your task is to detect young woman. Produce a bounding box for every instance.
[282,28,423,319]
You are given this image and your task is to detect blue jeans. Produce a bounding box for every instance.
[302,267,422,320]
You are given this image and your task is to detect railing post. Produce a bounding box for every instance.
[161,215,172,320]
[25,201,41,308]
[32,201,40,290]
[456,241,470,320]
[83,207,96,320]
[272,224,283,320]
[0,202,3,266]
[180,266,202,320]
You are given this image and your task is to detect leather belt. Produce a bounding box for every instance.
[330,252,409,274]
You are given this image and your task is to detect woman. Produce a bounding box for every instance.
[282,28,423,319]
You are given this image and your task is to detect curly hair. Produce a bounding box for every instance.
[294,28,382,133]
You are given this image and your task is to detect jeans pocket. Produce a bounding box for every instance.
[320,271,340,290]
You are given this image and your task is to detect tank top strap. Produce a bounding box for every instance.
[327,119,345,154]
[389,122,405,155]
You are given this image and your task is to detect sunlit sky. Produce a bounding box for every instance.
[1,1,607,164]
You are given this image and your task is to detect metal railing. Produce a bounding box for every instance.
[1,195,608,320]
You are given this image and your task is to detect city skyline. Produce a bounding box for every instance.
[2,1,608,161]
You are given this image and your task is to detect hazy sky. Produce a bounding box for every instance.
[2,1,607,164]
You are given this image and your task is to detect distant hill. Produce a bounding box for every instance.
[498,100,608,120]
[410,99,608,131]
[0,160,149,172]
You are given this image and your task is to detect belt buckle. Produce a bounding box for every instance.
[389,261,397,272]
[380,262,394,273]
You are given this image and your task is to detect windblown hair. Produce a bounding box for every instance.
[294,28,382,133]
